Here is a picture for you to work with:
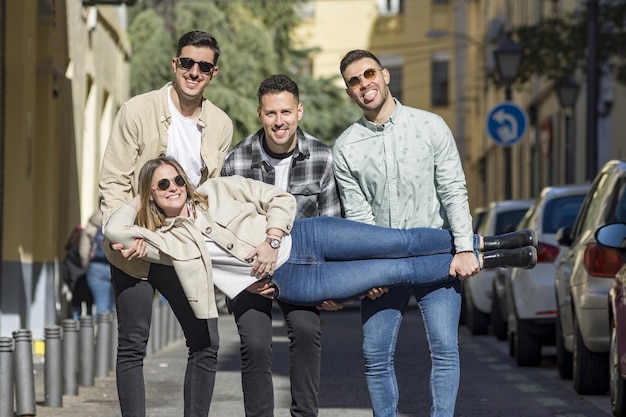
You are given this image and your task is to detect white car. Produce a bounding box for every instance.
[555,160,626,395]
[505,184,590,366]
[464,199,534,335]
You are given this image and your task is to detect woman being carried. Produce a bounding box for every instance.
[105,156,537,314]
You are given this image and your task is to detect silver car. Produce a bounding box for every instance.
[464,199,534,335]
[504,184,590,366]
[555,159,626,394]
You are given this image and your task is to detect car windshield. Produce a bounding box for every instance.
[495,208,529,234]
[543,195,586,233]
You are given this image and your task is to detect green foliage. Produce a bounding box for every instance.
[128,9,174,95]
[127,0,355,145]
[513,2,626,86]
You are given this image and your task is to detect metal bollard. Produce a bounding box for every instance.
[167,303,177,345]
[151,298,162,353]
[44,325,63,407]
[95,312,111,378]
[0,337,14,417]
[161,301,170,347]
[62,319,79,395]
[13,329,36,416]
[109,311,118,374]
[79,315,95,387]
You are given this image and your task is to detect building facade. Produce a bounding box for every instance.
[0,0,130,339]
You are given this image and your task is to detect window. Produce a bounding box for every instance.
[377,0,403,15]
[431,53,449,107]
[379,55,404,102]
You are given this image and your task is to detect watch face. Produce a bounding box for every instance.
[270,239,280,249]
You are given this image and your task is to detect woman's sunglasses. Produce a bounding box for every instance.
[177,57,215,74]
[346,68,383,88]
[154,175,186,191]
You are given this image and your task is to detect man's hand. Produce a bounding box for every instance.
[245,279,276,299]
[359,287,389,301]
[111,238,147,260]
[450,251,479,280]
[316,300,349,311]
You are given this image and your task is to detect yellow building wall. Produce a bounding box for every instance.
[1,0,130,338]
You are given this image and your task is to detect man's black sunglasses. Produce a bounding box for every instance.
[177,57,215,74]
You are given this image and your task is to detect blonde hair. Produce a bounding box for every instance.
[136,156,208,231]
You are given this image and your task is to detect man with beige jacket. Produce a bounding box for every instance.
[99,31,232,417]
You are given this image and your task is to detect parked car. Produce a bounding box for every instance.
[473,206,487,233]
[464,199,534,335]
[501,184,590,366]
[555,159,626,395]
[596,223,626,416]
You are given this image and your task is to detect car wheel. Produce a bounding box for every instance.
[573,315,609,395]
[556,314,573,379]
[465,288,489,335]
[611,322,626,416]
[515,320,542,366]
[490,283,507,341]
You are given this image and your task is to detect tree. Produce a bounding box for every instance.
[127,0,359,145]
[513,1,626,86]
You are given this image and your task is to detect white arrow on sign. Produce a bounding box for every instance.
[492,108,519,144]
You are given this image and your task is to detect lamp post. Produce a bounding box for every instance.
[556,77,580,184]
[493,34,523,200]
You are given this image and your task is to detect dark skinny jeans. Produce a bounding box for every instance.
[112,263,219,417]
[229,291,321,417]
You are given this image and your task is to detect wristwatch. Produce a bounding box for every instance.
[265,236,281,249]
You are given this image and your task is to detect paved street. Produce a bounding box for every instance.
[33,304,612,417]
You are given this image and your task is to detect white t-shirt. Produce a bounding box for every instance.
[207,235,292,299]
[166,86,205,186]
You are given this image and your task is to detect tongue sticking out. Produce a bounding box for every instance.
[364,90,377,102]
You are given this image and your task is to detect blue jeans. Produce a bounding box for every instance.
[272,217,473,305]
[86,261,115,315]
[361,283,462,417]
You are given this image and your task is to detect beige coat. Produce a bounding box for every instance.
[99,82,233,279]
[104,175,296,319]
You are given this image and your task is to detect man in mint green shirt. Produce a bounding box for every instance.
[333,49,478,417]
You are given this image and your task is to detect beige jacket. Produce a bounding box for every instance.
[99,83,233,279]
[104,175,297,319]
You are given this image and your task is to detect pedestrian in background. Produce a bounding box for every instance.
[79,210,115,316]
[62,225,94,320]
[333,49,478,417]
[221,74,343,417]
[99,30,233,417]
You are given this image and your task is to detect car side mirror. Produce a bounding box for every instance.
[556,226,573,247]
[595,223,626,250]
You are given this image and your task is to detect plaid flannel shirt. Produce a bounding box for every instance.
[221,128,342,219]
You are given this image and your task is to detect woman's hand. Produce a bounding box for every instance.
[245,242,279,279]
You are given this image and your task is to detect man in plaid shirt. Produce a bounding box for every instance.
[221,74,342,417]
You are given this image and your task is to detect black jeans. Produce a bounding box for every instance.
[230,291,321,417]
[112,264,219,417]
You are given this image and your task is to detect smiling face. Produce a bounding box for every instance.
[342,57,395,123]
[257,91,303,154]
[171,45,217,105]
[150,164,189,218]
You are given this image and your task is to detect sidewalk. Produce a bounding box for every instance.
[32,309,376,417]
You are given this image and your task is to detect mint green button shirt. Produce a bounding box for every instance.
[333,100,474,252]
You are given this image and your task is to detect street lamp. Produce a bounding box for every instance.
[493,34,523,200]
[556,77,580,184]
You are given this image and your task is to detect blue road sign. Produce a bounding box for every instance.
[485,102,529,147]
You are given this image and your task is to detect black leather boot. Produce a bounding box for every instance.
[482,246,537,269]
[482,229,537,251]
